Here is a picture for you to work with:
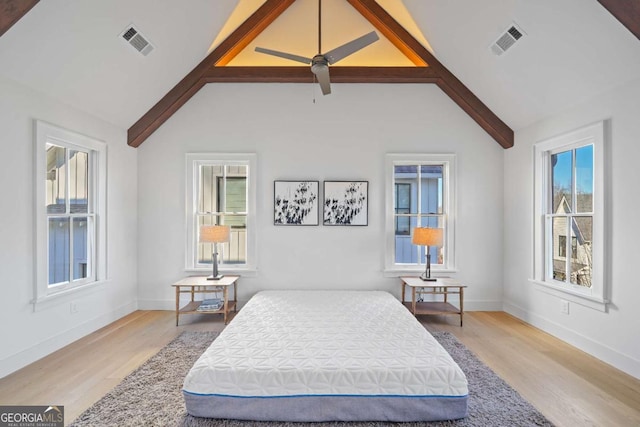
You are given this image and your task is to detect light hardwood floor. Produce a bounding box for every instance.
[1,310,639,426]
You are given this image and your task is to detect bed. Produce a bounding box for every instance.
[183,290,468,422]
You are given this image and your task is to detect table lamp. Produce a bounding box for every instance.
[412,227,443,281]
[199,225,230,280]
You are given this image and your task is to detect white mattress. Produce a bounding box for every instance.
[183,290,468,421]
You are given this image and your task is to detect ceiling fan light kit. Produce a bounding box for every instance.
[255,0,379,95]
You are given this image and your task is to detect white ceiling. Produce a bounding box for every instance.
[0,0,639,133]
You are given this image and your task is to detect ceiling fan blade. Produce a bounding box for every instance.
[323,31,379,64]
[254,47,312,64]
[313,64,331,95]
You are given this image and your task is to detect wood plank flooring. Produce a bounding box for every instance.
[1,310,639,426]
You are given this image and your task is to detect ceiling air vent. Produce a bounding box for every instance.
[490,23,525,56]
[120,25,154,56]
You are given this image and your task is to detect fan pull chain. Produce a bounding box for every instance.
[312,74,317,104]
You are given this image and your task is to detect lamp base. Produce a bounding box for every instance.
[419,274,437,282]
[206,274,224,281]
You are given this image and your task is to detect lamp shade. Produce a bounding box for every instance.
[199,225,230,243]
[412,227,443,247]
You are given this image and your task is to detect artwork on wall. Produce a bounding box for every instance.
[274,181,319,225]
[323,181,368,226]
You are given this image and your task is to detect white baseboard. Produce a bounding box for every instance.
[504,300,640,380]
[137,298,175,311]
[465,299,503,311]
[0,300,138,379]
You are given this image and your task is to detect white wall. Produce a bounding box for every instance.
[504,77,640,379]
[137,83,505,311]
[0,75,138,378]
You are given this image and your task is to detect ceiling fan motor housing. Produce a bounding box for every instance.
[311,55,329,74]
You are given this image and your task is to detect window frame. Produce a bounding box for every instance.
[185,153,257,275]
[384,153,456,275]
[34,120,107,305]
[532,120,609,311]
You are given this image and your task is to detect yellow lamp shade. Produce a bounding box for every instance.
[199,225,230,243]
[412,227,443,247]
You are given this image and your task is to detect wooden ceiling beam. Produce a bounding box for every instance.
[128,0,295,147]
[128,0,514,148]
[597,0,640,40]
[202,66,439,83]
[0,0,39,37]
[348,0,513,148]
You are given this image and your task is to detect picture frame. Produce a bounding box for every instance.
[274,180,319,226]
[323,181,368,226]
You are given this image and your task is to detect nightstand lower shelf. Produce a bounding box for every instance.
[402,301,461,316]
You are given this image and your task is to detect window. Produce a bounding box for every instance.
[385,154,456,273]
[186,153,256,273]
[532,121,608,309]
[35,121,107,302]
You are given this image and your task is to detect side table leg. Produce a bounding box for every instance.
[412,286,416,315]
[460,287,464,327]
[175,286,180,326]
[233,282,237,312]
[223,286,229,324]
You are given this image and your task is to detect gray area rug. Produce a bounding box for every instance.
[70,331,553,427]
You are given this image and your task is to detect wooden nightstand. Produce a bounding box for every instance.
[400,276,467,326]
[172,275,239,325]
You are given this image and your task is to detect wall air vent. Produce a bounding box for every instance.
[120,24,154,56]
[490,23,525,56]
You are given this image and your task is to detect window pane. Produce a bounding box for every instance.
[571,217,592,287]
[199,165,223,213]
[551,217,567,281]
[395,216,419,264]
[72,217,90,280]
[552,150,572,213]
[46,144,66,214]
[421,165,443,214]
[395,183,411,235]
[394,165,418,214]
[575,145,593,213]
[219,175,247,228]
[69,150,89,214]
[224,215,247,264]
[48,218,70,285]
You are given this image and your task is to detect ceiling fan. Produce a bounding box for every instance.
[254,0,379,95]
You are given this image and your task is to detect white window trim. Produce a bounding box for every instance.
[34,120,107,307]
[531,120,609,311]
[384,153,456,276]
[185,153,257,275]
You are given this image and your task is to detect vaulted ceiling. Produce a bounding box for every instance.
[1,0,639,149]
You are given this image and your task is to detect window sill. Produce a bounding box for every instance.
[529,279,608,312]
[384,268,458,278]
[185,267,257,278]
[32,280,108,312]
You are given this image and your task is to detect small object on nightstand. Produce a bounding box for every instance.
[411,227,443,281]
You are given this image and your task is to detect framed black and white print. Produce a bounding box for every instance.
[323,181,368,226]
[274,181,319,225]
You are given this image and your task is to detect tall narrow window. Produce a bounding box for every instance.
[549,145,593,286]
[186,154,256,273]
[35,121,106,302]
[385,154,456,274]
[533,121,608,309]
